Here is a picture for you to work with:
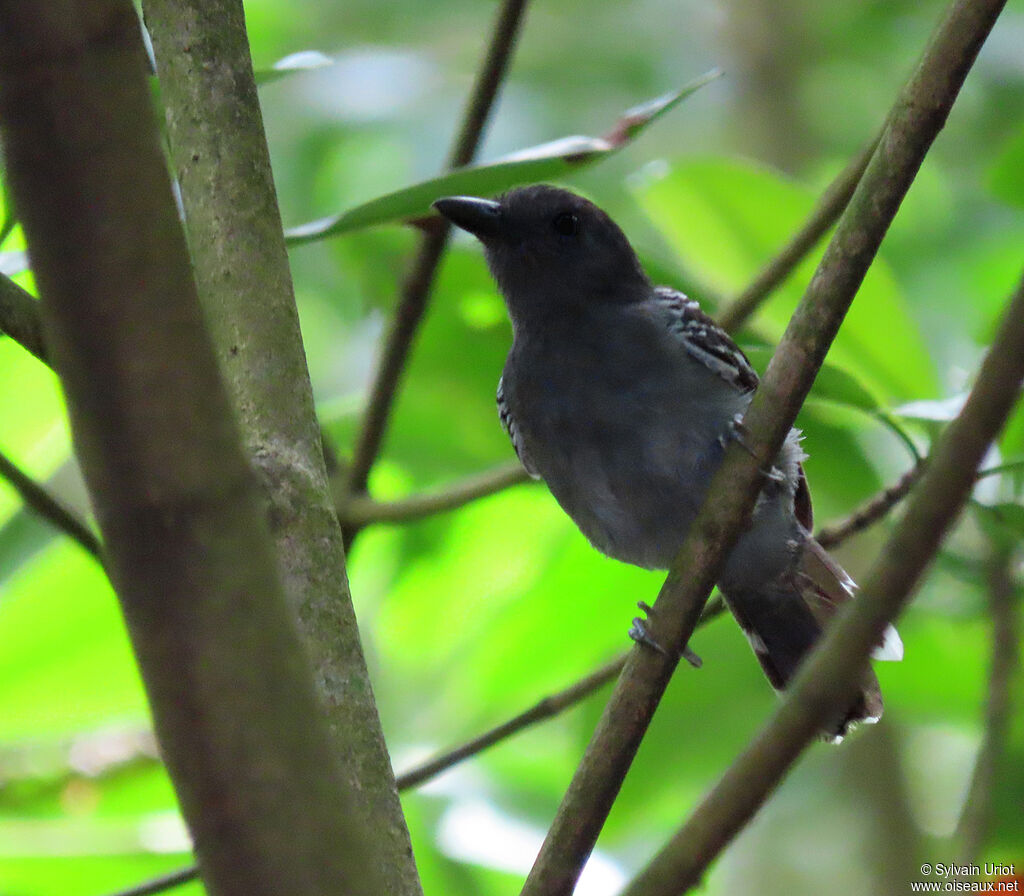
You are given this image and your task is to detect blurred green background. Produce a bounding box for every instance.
[2,0,1023,894]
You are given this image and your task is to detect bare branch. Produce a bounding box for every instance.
[98,866,199,896]
[344,0,530,510]
[816,462,923,548]
[340,461,530,526]
[519,1,1006,891]
[396,596,727,789]
[397,655,625,790]
[620,267,1024,896]
[0,272,47,363]
[718,138,877,333]
[0,448,102,560]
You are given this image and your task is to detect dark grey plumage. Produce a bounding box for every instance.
[434,184,901,739]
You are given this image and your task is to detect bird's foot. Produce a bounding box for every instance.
[718,414,787,483]
[629,601,702,668]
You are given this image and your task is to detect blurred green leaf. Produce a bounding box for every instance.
[285,72,721,245]
[633,157,939,402]
[987,125,1024,209]
[0,544,146,741]
[973,501,1024,538]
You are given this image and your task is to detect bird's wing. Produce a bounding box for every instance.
[650,286,814,529]
[651,286,759,394]
[497,375,540,479]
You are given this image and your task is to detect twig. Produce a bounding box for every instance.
[816,463,923,548]
[954,540,1020,863]
[396,595,726,789]
[718,138,877,333]
[397,655,626,790]
[102,867,199,896]
[0,272,48,364]
[519,1,1005,891]
[340,460,530,526]
[0,448,102,560]
[815,456,1024,550]
[620,264,1024,896]
[343,0,530,511]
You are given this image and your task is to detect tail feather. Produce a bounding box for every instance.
[722,535,898,741]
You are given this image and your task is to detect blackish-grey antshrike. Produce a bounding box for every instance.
[434,184,902,739]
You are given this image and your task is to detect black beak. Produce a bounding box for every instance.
[433,196,502,240]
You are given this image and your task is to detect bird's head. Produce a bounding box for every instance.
[433,185,650,323]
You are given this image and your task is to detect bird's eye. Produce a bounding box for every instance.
[552,212,580,237]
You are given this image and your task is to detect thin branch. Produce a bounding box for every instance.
[396,596,727,789]
[816,462,923,548]
[99,867,199,896]
[815,456,1024,550]
[343,0,530,509]
[0,272,48,364]
[520,1,1005,891]
[718,138,877,333]
[397,655,625,790]
[0,448,102,560]
[954,540,1020,863]
[620,265,1024,896]
[340,460,530,526]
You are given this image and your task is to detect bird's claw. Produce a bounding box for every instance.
[629,601,702,668]
[718,414,787,485]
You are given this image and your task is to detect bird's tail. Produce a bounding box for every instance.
[721,536,903,741]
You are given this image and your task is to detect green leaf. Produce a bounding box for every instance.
[284,72,721,245]
[974,501,1024,537]
[987,124,1024,210]
[633,157,939,402]
[254,50,334,86]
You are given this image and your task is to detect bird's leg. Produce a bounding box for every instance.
[630,601,703,668]
[718,413,787,483]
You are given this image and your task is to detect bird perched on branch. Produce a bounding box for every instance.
[434,184,902,740]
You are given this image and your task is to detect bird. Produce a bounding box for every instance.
[433,184,902,740]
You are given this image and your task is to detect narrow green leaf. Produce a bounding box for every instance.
[285,71,721,245]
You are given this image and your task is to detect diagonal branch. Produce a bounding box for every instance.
[0,448,102,561]
[815,462,923,548]
[343,0,530,509]
[339,460,530,526]
[621,268,1024,896]
[519,1,1006,892]
[0,272,48,363]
